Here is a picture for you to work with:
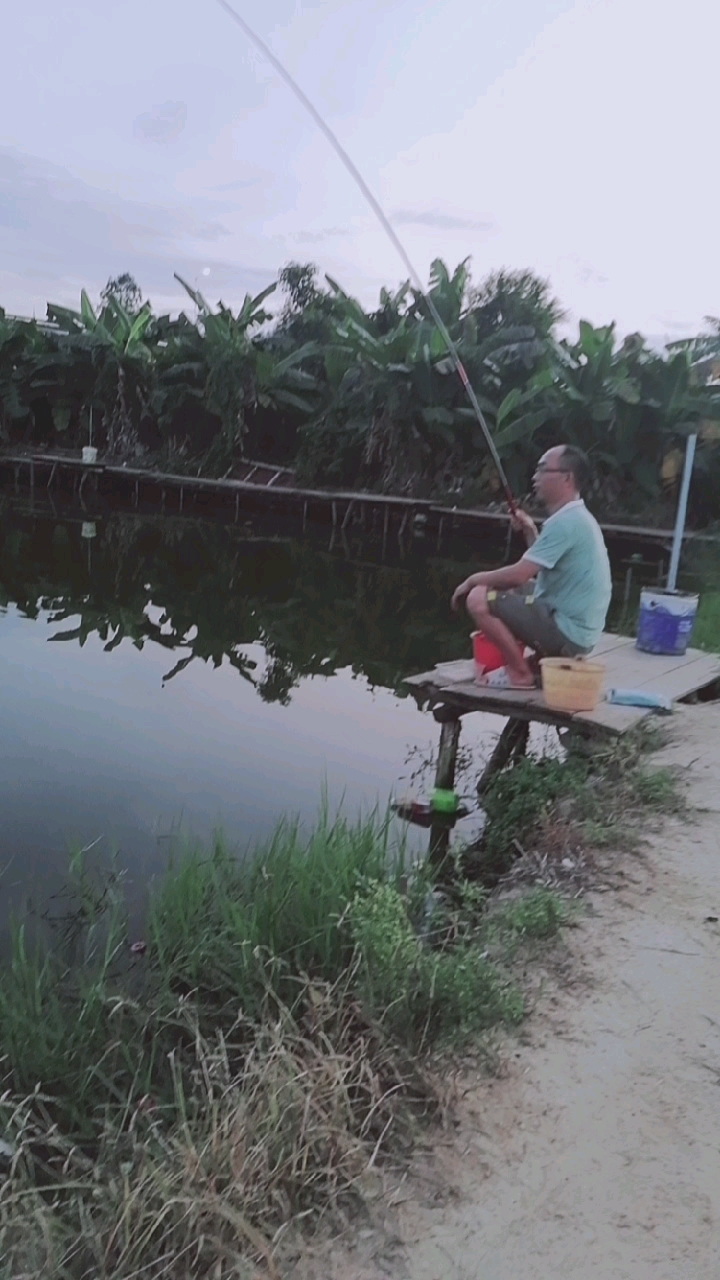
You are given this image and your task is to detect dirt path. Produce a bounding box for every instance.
[392,704,720,1280]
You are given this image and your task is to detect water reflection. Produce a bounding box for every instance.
[0,503,509,915]
[1,507,479,698]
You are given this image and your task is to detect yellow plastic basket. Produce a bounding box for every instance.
[540,658,605,713]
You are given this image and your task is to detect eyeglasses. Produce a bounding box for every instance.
[534,464,571,475]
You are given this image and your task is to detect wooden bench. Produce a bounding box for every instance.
[402,634,720,864]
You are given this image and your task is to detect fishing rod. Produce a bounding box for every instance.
[213,0,519,516]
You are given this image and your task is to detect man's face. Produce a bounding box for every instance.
[532,447,574,506]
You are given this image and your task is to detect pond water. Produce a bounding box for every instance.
[0,496,712,923]
[0,501,519,921]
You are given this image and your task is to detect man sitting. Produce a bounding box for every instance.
[451,445,612,689]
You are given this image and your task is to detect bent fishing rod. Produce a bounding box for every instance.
[213,0,519,517]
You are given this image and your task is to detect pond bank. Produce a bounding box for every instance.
[0,725,681,1276]
[387,703,720,1280]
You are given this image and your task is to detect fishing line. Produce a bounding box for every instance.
[213,0,518,514]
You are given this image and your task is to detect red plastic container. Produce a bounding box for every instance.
[471,630,505,676]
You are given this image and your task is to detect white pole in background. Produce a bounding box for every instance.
[666,433,697,593]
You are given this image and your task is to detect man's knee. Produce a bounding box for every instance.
[466,585,490,620]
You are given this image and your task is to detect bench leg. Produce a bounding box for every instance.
[476,717,529,798]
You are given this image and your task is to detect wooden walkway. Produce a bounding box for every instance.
[405,634,720,737]
[3,450,720,555]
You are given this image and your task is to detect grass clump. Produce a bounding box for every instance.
[0,806,526,1277]
[490,887,568,940]
[147,808,399,1021]
[565,727,682,846]
[691,590,720,653]
[479,755,584,875]
[350,881,522,1046]
[0,981,425,1279]
[474,722,682,877]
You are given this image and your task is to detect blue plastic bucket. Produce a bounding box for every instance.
[636,590,698,655]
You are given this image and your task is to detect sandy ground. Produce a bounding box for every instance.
[293,703,720,1280]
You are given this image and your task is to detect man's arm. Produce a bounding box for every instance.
[451,557,538,611]
[511,509,539,547]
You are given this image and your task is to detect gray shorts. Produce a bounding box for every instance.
[487,586,589,658]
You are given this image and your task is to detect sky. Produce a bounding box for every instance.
[1,0,718,343]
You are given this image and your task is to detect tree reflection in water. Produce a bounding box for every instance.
[0,503,499,703]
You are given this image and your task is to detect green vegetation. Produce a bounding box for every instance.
[481,755,580,868]
[2,263,720,523]
[692,590,720,652]
[0,720,679,1273]
[476,726,682,873]
[350,880,522,1047]
[489,887,570,940]
[0,809,533,1276]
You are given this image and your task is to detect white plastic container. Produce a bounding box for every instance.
[82,446,98,464]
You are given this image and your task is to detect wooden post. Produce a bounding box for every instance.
[428,712,462,868]
[428,819,452,868]
[434,714,462,790]
[476,717,529,797]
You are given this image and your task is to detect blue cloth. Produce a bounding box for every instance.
[523,500,612,651]
[606,688,673,712]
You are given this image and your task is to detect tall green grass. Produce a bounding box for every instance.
[148,807,405,1016]
[692,590,720,652]
[0,804,559,1275]
[0,809,411,1130]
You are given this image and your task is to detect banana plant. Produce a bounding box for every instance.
[0,312,49,439]
[173,274,317,462]
[303,261,545,493]
[44,290,157,456]
[487,323,637,447]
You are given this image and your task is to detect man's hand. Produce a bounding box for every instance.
[510,508,538,546]
[451,579,473,612]
[451,558,538,609]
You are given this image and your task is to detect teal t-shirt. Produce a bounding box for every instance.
[522,500,612,650]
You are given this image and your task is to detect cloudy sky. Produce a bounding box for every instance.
[1,0,717,342]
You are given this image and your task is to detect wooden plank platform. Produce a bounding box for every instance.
[404,634,720,736]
